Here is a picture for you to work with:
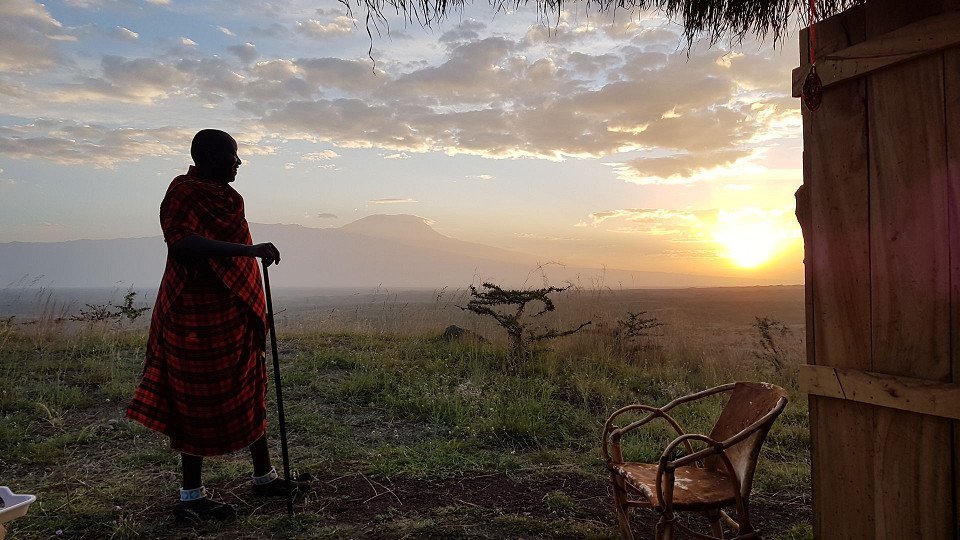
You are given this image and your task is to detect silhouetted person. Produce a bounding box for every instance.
[127,129,306,520]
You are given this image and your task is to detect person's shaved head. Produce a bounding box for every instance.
[191,129,241,183]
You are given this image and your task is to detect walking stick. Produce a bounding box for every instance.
[263,262,293,516]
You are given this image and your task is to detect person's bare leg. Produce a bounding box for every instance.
[249,433,273,476]
[181,453,203,489]
[249,432,313,496]
[177,452,235,519]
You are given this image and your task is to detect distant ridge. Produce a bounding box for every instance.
[0,214,769,289]
[341,214,441,242]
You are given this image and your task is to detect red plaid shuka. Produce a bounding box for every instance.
[126,166,268,456]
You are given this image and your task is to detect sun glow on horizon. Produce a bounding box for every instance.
[712,208,800,269]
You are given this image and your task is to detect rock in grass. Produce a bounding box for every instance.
[440,325,487,343]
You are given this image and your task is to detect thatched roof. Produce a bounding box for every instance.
[351,0,864,45]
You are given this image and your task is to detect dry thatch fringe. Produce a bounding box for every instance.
[342,0,865,47]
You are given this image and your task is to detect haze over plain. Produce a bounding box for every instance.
[0,214,781,288]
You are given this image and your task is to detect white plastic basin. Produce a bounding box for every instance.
[0,487,35,524]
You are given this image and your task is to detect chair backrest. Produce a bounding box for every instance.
[706,382,788,498]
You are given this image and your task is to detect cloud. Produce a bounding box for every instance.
[383,152,409,160]
[513,232,578,241]
[582,209,707,238]
[294,57,380,93]
[316,212,338,219]
[466,174,493,180]
[256,29,792,179]
[180,37,197,47]
[2,17,796,183]
[301,150,339,161]
[0,120,194,167]
[610,148,753,185]
[111,26,139,42]
[53,55,245,105]
[438,19,486,44]
[387,37,517,104]
[228,42,258,64]
[178,56,248,101]
[65,55,193,103]
[565,51,619,77]
[218,26,236,36]
[0,0,73,72]
[369,198,417,204]
[296,16,354,38]
[0,81,29,99]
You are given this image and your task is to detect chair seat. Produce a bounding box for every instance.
[614,463,737,511]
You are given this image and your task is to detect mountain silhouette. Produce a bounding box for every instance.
[341,214,442,242]
[0,214,765,289]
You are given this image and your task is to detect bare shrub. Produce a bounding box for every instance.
[752,316,792,375]
[615,310,664,354]
[70,288,150,326]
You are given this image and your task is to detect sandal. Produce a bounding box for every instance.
[173,497,236,521]
[252,472,313,497]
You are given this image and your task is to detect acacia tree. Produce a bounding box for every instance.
[460,282,591,358]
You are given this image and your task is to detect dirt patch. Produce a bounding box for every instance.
[196,472,809,538]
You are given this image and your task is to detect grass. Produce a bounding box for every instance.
[0,286,811,539]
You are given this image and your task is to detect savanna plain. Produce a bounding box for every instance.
[1,284,812,539]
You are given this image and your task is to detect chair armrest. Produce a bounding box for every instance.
[602,405,690,464]
[602,383,736,464]
[661,433,725,469]
[662,395,788,465]
[656,433,746,518]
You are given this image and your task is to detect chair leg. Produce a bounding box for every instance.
[610,474,634,540]
[655,515,674,540]
[707,509,725,539]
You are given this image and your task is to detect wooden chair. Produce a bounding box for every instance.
[602,382,788,540]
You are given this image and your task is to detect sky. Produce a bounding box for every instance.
[0,0,807,283]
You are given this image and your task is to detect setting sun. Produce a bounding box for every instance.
[712,209,798,269]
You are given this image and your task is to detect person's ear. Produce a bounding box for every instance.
[196,149,214,168]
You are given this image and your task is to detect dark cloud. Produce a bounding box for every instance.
[227,42,258,64]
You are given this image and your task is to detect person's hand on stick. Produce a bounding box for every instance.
[248,242,281,266]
